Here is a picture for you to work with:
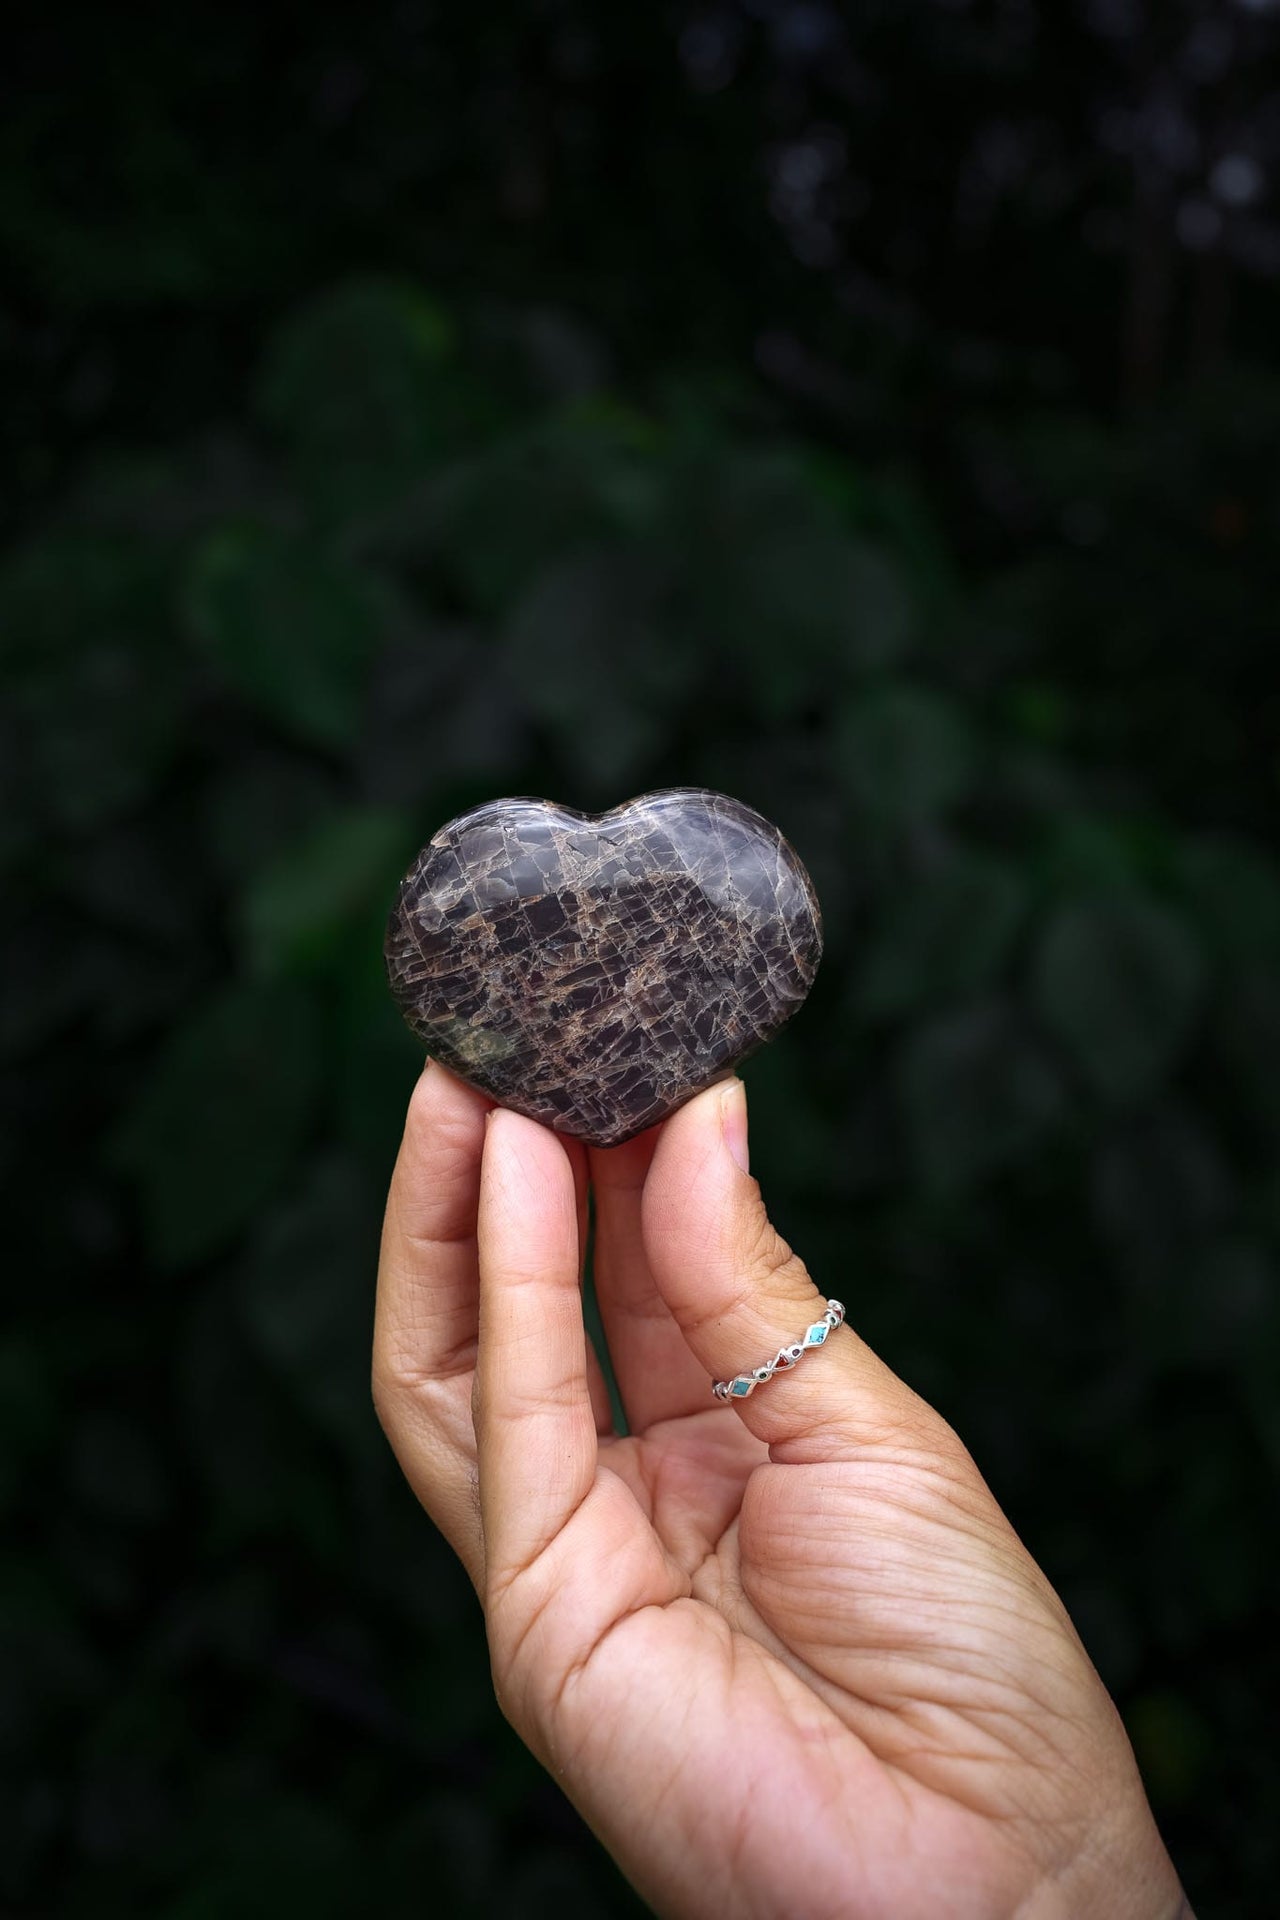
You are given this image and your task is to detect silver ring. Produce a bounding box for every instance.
[712,1299,846,1402]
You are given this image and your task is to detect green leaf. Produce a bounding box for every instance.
[896,1000,1066,1192]
[236,1157,379,1451]
[0,535,182,829]
[158,1796,360,1920]
[1125,1691,1211,1809]
[423,414,652,614]
[237,805,416,977]
[837,684,976,825]
[186,527,383,749]
[113,983,321,1267]
[2,909,101,1056]
[713,532,915,714]
[1189,1238,1274,1365]
[176,1284,341,1553]
[66,1410,170,1525]
[1090,1105,1234,1290]
[257,276,459,525]
[1176,836,1280,967]
[332,903,424,1169]
[502,544,694,793]
[1032,893,1205,1103]
[670,450,916,714]
[1212,967,1280,1142]
[202,749,342,887]
[1040,814,1151,892]
[856,850,1026,1022]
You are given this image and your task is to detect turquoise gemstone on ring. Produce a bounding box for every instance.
[712,1298,845,1405]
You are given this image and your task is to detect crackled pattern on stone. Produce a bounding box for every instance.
[384,788,823,1147]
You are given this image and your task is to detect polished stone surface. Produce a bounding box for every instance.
[384,788,822,1146]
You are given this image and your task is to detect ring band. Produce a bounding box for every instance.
[712,1299,846,1402]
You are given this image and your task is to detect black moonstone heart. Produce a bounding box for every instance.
[383,787,823,1147]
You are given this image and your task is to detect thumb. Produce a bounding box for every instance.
[642,1077,949,1462]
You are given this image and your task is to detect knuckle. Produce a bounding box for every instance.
[402,1068,484,1171]
[740,1199,809,1294]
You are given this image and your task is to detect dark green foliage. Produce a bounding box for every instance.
[113,984,324,1269]
[6,4,1280,1912]
[188,530,387,752]
[1032,894,1206,1105]
[7,280,1278,1917]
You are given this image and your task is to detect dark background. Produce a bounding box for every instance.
[5,2,1280,1914]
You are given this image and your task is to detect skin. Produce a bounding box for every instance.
[373,1060,1192,1920]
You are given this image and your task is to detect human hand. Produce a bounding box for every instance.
[373,1061,1190,1920]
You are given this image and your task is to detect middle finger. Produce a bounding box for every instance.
[589,1124,719,1432]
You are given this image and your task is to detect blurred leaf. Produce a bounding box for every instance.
[1176,837,1280,968]
[1040,814,1157,893]
[0,1559,104,1758]
[357,620,529,805]
[333,905,423,1169]
[741,1041,834,1194]
[257,277,460,525]
[113,982,321,1267]
[502,544,694,794]
[0,1339,57,1514]
[1189,1238,1275,1366]
[236,1156,380,1450]
[66,1411,170,1525]
[5,896,208,1058]
[381,1794,499,1920]
[186,528,383,749]
[1212,967,1280,1142]
[837,683,976,825]
[238,805,415,978]
[1126,1690,1210,1809]
[2,908,101,1056]
[856,849,1026,1022]
[0,535,183,829]
[1032,893,1205,1104]
[177,1283,341,1553]
[158,1796,359,1920]
[423,414,653,614]
[673,450,916,714]
[1091,1105,1235,1291]
[505,1847,614,1920]
[202,750,342,887]
[52,815,207,948]
[838,542,918,669]
[62,433,284,541]
[1005,681,1073,746]
[715,531,914,714]
[896,1000,1065,1192]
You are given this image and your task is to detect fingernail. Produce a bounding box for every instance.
[719,1078,750,1175]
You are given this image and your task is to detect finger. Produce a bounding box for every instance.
[372,1059,491,1581]
[589,1125,721,1431]
[475,1110,600,1586]
[642,1078,943,1462]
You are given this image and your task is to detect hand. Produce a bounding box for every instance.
[373,1062,1190,1920]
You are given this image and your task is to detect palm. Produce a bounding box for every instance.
[490,1400,1097,1920]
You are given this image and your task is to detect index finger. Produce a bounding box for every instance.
[372,1060,492,1578]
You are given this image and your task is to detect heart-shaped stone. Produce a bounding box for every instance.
[384,787,822,1147]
